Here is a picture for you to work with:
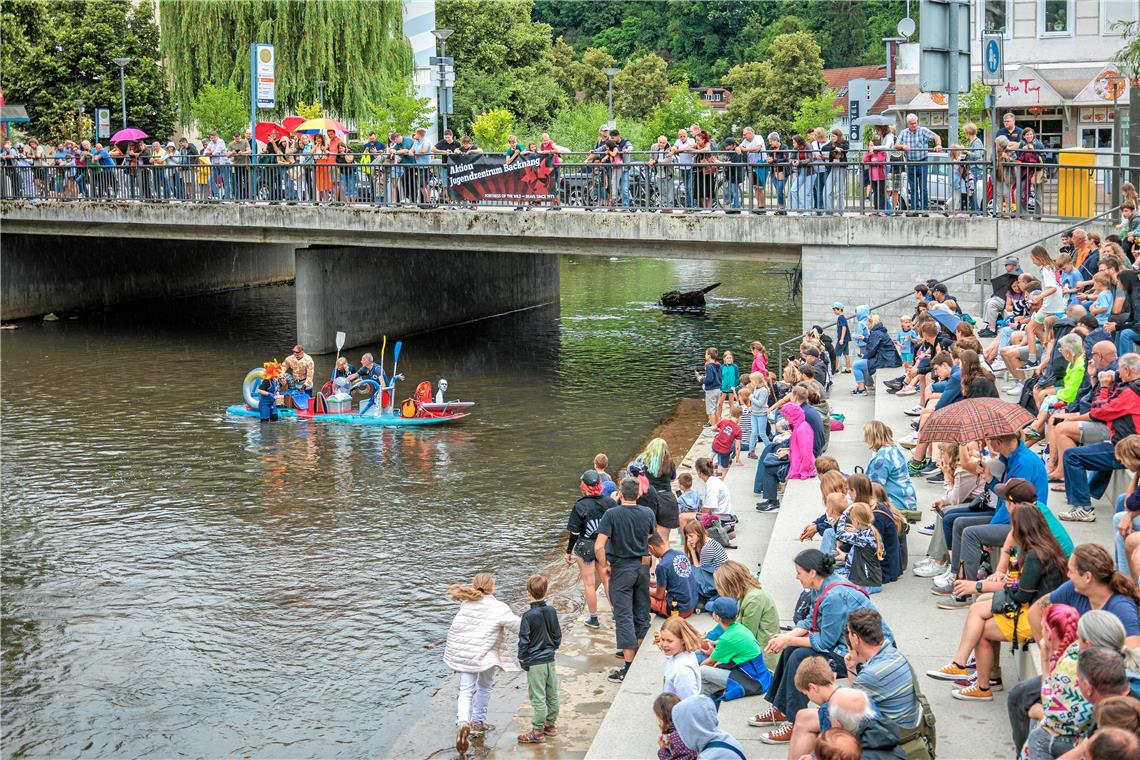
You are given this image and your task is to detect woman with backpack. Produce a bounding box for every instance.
[695,348,722,428]
[564,470,611,630]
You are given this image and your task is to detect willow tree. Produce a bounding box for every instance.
[158,0,411,124]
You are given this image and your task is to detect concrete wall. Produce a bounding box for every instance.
[295,246,559,353]
[1,234,295,320]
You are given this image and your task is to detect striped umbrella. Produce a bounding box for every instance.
[293,117,347,135]
[917,397,1034,444]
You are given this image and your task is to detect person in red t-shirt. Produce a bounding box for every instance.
[711,405,744,477]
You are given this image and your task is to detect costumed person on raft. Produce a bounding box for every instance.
[256,361,283,422]
[436,379,449,404]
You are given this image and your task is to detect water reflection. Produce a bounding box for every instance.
[1,254,800,756]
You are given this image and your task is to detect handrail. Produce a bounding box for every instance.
[775,205,1122,367]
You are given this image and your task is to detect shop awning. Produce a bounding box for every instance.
[894,91,949,112]
[0,105,29,123]
[995,66,1064,108]
[1070,64,1131,106]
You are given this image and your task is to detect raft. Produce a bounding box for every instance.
[225,404,470,426]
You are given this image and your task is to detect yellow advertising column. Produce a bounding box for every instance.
[1056,148,1097,218]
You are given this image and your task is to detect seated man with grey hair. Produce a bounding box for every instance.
[827,687,907,759]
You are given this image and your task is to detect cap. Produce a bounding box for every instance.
[627,460,648,477]
[802,348,821,358]
[706,596,739,619]
[932,283,948,295]
[1004,257,1020,266]
[602,481,617,497]
[832,302,844,310]
[994,476,1037,504]
[581,470,601,487]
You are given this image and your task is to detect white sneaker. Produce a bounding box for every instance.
[931,570,955,593]
[915,561,949,578]
[917,522,936,536]
[991,359,1007,372]
[1003,383,1023,396]
[896,386,917,396]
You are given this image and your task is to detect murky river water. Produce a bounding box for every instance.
[1,255,800,757]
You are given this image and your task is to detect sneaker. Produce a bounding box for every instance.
[904,406,925,417]
[850,388,867,396]
[937,594,975,609]
[456,723,471,754]
[907,457,931,475]
[1023,358,1039,369]
[917,522,936,536]
[884,379,905,391]
[755,500,781,513]
[543,724,558,736]
[919,461,941,475]
[925,471,946,484]
[517,730,546,744]
[1003,383,1024,397]
[758,722,794,744]
[931,571,955,595]
[991,358,1007,372]
[584,615,600,629]
[1059,507,1096,522]
[952,683,994,701]
[607,668,628,683]
[896,385,918,396]
[927,661,971,681]
[899,434,918,449]
[953,674,1004,692]
[748,706,787,727]
[910,421,920,431]
[915,560,949,578]
[978,328,997,338]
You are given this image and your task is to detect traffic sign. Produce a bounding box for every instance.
[919,0,971,94]
[252,43,275,108]
[430,73,455,86]
[95,108,111,139]
[982,33,1004,86]
[429,56,453,67]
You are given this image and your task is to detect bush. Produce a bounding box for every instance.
[471,108,515,152]
[190,83,247,137]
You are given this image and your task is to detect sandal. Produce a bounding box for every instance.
[517,730,546,744]
[1050,483,1066,492]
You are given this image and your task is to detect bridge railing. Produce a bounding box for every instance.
[0,151,1132,220]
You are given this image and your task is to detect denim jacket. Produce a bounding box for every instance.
[793,574,893,655]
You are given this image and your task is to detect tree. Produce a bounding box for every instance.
[471,108,515,150]
[642,86,709,145]
[361,85,433,137]
[438,0,565,135]
[158,0,411,124]
[614,53,669,119]
[551,36,583,100]
[791,89,842,138]
[190,83,248,137]
[721,62,767,133]
[0,0,174,140]
[580,47,617,102]
[723,31,826,138]
[957,80,992,142]
[295,101,323,120]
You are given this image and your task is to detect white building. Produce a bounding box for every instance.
[894,0,1139,149]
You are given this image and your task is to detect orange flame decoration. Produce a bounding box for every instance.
[263,360,282,380]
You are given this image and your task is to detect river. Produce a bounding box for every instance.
[1,254,800,757]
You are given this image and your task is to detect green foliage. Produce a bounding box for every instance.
[614,53,669,119]
[958,80,992,142]
[158,0,411,124]
[438,0,566,135]
[0,0,174,140]
[471,108,515,150]
[724,31,826,138]
[551,36,581,99]
[361,86,433,137]
[190,83,248,137]
[791,89,842,138]
[642,86,709,145]
[1114,20,1140,80]
[294,100,323,120]
[580,47,618,102]
[543,100,610,153]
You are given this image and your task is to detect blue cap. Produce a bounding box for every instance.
[602,480,617,497]
[832,302,844,310]
[706,596,739,619]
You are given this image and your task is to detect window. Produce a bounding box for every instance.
[1039,0,1072,36]
[982,0,1012,36]
[1081,127,1113,149]
[1102,0,1139,35]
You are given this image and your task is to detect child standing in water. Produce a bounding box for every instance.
[517,575,562,744]
[444,572,521,754]
[720,351,741,408]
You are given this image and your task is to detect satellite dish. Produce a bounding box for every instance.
[898,16,916,38]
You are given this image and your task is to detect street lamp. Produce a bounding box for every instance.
[603,66,620,129]
[112,57,131,129]
[73,99,85,142]
[432,28,454,136]
[315,80,327,112]
[1108,73,1127,214]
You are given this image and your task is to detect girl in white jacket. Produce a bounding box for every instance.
[443,572,521,754]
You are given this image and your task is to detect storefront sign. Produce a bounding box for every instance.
[995,66,1063,108]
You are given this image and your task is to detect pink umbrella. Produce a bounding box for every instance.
[281,115,306,135]
[255,121,286,144]
[110,127,148,143]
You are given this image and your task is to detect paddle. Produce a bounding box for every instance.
[392,340,403,381]
[330,330,346,382]
[379,335,387,380]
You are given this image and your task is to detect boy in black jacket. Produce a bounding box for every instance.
[517,574,562,744]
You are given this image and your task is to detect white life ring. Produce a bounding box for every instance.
[243,368,267,408]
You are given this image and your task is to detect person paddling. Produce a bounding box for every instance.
[256,361,283,422]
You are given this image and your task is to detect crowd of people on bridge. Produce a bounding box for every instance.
[1,111,1084,217]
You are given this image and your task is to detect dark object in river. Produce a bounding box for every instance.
[660,282,720,313]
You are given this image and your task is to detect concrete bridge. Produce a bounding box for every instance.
[0,201,1066,352]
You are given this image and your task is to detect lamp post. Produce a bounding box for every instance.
[1109,74,1126,215]
[603,67,620,129]
[112,57,131,128]
[431,28,454,137]
[73,99,85,143]
[316,80,327,113]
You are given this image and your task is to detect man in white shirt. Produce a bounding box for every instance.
[670,128,695,208]
[204,132,232,200]
[738,126,767,210]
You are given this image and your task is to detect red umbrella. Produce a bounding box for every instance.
[281,115,306,135]
[255,121,286,143]
[917,397,1034,444]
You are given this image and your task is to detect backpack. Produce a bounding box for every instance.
[810,581,869,632]
[898,665,938,760]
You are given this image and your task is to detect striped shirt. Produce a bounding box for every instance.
[896,126,938,161]
[854,643,921,729]
[699,539,729,573]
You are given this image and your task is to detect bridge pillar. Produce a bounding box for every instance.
[1,234,295,320]
[294,246,560,354]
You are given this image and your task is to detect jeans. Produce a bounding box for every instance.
[684,168,695,207]
[620,168,631,207]
[789,172,810,210]
[1008,676,1042,756]
[1062,441,1122,508]
[210,165,233,199]
[948,513,994,575]
[749,412,770,451]
[771,176,786,206]
[1023,726,1077,760]
[725,181,741,209]
[757,453,789,501]
[700,663,731,697]
[765,647,846,722]
[456,668,496,725]
[820,527,838,555]
[907,160,930,210]
[609,559,650,650]
[813,171,826,210]
[853,358,870,385]
[753,440,779,492]
[959,523,1011,580]
[1113,499,1140,574]
[1115,326,1139,356]
[825,167,845,210]
[526,662,559,729]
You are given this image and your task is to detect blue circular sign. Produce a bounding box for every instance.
[985,39,1001,74]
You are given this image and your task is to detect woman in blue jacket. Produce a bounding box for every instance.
[852,315,901,396]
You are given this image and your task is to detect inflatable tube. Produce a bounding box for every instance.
[243,368,267,408]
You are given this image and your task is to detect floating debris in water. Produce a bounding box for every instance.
[42,313,59,322]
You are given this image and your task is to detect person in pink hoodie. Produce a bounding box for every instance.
[781,403,817,480]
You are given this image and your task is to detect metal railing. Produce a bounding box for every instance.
[773,204,1124,367]
[1,151,1133,221]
